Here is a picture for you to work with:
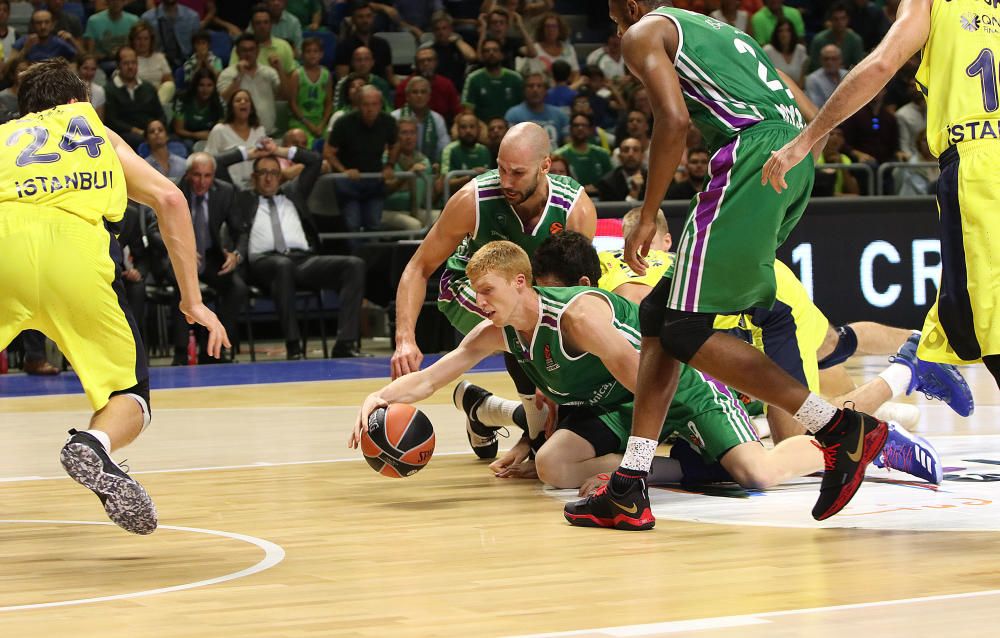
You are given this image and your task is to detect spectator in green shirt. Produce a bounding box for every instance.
[440,112,491,194]
[749,0,805,47]
[808,3,866,71]
[556,112,612,196]
[462,38,524,123]
[84,0,140,64]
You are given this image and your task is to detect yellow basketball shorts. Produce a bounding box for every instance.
[918,140,1000,364]
[0,208,149,413]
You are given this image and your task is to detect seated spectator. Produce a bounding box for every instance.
[218,33,282,134]
[462,38,524,124]
[324,85,399,246]
[476,5,536,71]
[182,29,224,86]
[895,77,926,160]
[334,1,394,83]
[128,21,175,107]
[612,110,650,167]
[0,0,17,58]
[423,10,477,95]
[383,117,434,230]
[486,115,508,168]
[141,0,201,69]
[45,0,83,52]
[11,9,76,63]
[840,86,900,164]
[504,72,567,150]
[440,111,491,192]
[895,130,939,196]
[614,86,652,144]
[327,72,367,134]
[586,30,625,81]
[105,46,168,148]
[570,93,614,150]
[391,76,450,163]
[173,67,225,147]
[809,3,865,71]
[205,88,268,189]
[548,153,570,176]
[750,0,805,46]
[287,0,323,31]
[395,47,461,125]
[520,12,578,81]
[148,152,249,364]
[276,128,314,180]
[812,128,860,197]
[84,0,140,68]
[711,0,749,33]
[288,36,333,145]
[143,119,187,178]
[230,3,297,75]
[262,0,303,55]
[596,137,647,203]
[76,54,106,119]
[666,146,709,200]
[764,18,808,88]
[572,77,616,135]
[332,46,392,109]
[556,112,612,196]
[0,59,29,116]
[545,60,578,111]
[805,44,846,108]
[219,139,368,358]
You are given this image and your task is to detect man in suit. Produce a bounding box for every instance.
[218,139,367,359]
[596,137,647,203]
[149,152,249,364]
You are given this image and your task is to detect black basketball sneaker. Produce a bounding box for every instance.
[812,408,889,521]
[60,429,158,535]
[453,381,505,460]
[563,474,655,531]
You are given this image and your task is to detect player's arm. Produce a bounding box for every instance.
[391,181,477,379]
[566,188,597,240]
[351,321,505,447]
[561,295,640,394]
[764,0,931,190]
[619,17,690,274]
[106,129,231,355]
[775,68,828,158]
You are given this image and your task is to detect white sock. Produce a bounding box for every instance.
[475,395,520,426]
[793,393,838,434]
[878,363,913,398]
[86,429,112,454]
[519,394,549,439]
[620,436,658,473]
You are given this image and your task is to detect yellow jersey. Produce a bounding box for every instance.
[598,249,673,292]
[916,0,1000,156]
[0,101,126,225]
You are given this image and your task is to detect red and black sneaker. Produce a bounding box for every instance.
[812,408,889,521]
[563,477,655,531]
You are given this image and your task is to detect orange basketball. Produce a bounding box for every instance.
[360,403,436,478]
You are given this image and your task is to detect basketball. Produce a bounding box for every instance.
[360,403,436,478]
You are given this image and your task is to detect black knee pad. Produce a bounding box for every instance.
[639,276,673,338]
[503,352,536,395]
[658,307,717,363]
[110,378,152,430]
[817,324,858,370]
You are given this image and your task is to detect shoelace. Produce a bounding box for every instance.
[813,440,839,471]
[119,459,130,473]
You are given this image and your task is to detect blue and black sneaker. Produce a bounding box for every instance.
[889,332,975,417]
[873,422,943,484]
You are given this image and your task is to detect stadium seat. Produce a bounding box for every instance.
[306,174,341,218]
[9,2,31,34]
[375,31,417,69]
[63,2,86,23]
[302,30,336,69]
[209,30,233,63]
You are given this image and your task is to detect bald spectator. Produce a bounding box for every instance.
[325,85,399,245]
[749,0,805,46]
[504,72,567,150]
[596,137,647,202]
[808,3,865,71]
[218,33,283,134]
[230,3,297,75]
[391,76,450,163]
[332,46,393,108]
[423,11,476,95]
[805,44,847,107]
[395,47,461,124]
[440,111,491,192]
[105,46,167,148]
[10,10,76,63]
[462,38,523,123]
[334,1,394,83]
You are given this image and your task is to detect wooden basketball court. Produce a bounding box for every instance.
[1,358,998,637]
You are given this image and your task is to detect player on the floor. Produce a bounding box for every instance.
[0,60,229,534]
[461,231,946,489]
[762,0,1000,388]
[570,1,889,527]
[390,121,597,458]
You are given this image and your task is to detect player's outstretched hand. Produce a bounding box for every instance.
[390,340,424,380]
[761,137,811,193]
[181,302,230,358]
[623,214,656,276]
[350,394,388,449]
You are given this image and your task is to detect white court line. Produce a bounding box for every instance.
[0,519,285,612]
[0,450,474,484]
[505,587,1000,637]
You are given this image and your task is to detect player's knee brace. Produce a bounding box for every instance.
[817,325,858,370]
[658,308,716,363]
[110,379,151,431]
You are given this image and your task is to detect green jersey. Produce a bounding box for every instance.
[555,143,613,187]
[441,141,491,174]
[444,170,583,274]
[648,7,805,151]
[502,287,640,408]
[461,67,524,123]
[293,66,330,125]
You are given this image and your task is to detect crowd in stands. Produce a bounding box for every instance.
[0,0,935,367]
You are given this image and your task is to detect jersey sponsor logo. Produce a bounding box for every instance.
[961,12,1000,32]
[14,170,114,198]
[962,13,981,30]
[549,221,564,234]
[590,380,616,404]
[947,119,1000,144]
[543,344,560,372]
